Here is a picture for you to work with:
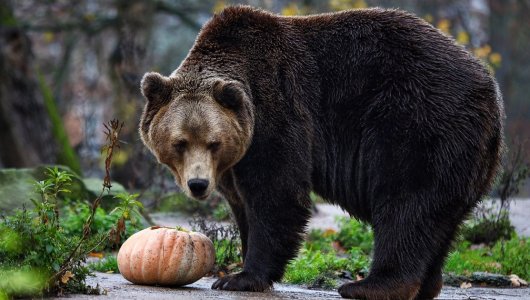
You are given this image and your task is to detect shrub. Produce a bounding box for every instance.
[0,120,142,298]
[88,255,119,273]
[445,235,530,280]
[284,217,372,288]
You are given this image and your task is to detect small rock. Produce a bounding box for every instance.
[460,282,472,289]
[509,274,529,287]
[338,270,353,280]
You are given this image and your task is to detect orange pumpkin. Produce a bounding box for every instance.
[117,226,215,286]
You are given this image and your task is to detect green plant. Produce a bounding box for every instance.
[462,139,530,245]
[88,255,119,273]
[492,235,530,280]
[212,203,231,221]
[61,204,140,250]
[0,119,141,298]
[157,192,231,221]
[445,235,530,280]
[189,218,241,273]
[444,241,501,276]
[460,212,514,245]
[284,217,372,288]
[335,217,373,254]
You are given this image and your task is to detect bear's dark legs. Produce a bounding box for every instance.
[212,189,311,292]
[414,262,443,300]
[415,213,466,300]
[219,171,249,260]
[226,198,248,260]
[339,200,453,300]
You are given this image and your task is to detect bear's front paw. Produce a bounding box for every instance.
[211,271,272,292]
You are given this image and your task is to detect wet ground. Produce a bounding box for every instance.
[56,273,530,300]
[62,200,530,299]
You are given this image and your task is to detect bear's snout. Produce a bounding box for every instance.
[187,178,210,199]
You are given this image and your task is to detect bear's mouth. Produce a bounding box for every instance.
[192,193,210,201]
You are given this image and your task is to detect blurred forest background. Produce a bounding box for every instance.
[1,0,529,196]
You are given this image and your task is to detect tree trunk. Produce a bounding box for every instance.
[0,1,57,168]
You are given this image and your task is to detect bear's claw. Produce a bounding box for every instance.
[211,271,272,292]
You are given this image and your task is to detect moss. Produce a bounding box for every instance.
[37,73,82,175]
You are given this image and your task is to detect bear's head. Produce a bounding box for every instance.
[139,72,254,200]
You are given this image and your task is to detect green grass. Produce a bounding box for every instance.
[445,236,530,280]
[283,217,372,288]
[88,255,119,273]
[283,216,530,289]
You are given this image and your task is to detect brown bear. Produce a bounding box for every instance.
[139,6,504,300]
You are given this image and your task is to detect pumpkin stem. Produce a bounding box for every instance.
[149,225,190,232]
[175,225,190,232]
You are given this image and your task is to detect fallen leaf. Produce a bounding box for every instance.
[88,252,104,259]
[460,282,472,289]
[61,271,74,284]
[509,274,528,287]
[356,274,364,281]
[323,229,337,237]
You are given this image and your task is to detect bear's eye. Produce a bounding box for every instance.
[173,140,188,153]
[207,141,221,153]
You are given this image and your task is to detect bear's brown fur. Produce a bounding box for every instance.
[139,6,504,300]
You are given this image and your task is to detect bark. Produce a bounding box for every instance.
[0,2,57,167]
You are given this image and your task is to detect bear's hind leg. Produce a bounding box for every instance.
[415,213,467,300]
[339,201,450,300]
[415,264,443,300]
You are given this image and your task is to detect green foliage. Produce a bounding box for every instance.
[0,164,137,298]
[0,168,101,296]
[38,73,82,175]
[88,255,119,273]
[445,241,501,275]
[284,217,372,288]
[110,193,144,224]
[335,217,373,254]
[460,213,514,245]
[157,192,231,221]
[61,204,139,250]
[212,203,231,221]
[190,218,241,273]
[284,247,369,289]
[492,236,530,280]
[445,235,530,280]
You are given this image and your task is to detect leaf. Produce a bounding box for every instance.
[61,271,74,284]
[88,252,104,259]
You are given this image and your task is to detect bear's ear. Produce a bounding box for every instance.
[213,80,245,111]
[140,72,173,104]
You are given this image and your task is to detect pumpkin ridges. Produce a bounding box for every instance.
[187,234,207,284]
[176,233,194,285]
[157,228,169,283]
[118,227,214,286]
[139,230,151,283]
[174,232,188,284]
[141,228,164,284]
[182,233,197,285]
[158,229,175,284]
[128,229,145,283]
[162,229,180,285]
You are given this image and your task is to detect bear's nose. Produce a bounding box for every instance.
[187,178,209,197]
